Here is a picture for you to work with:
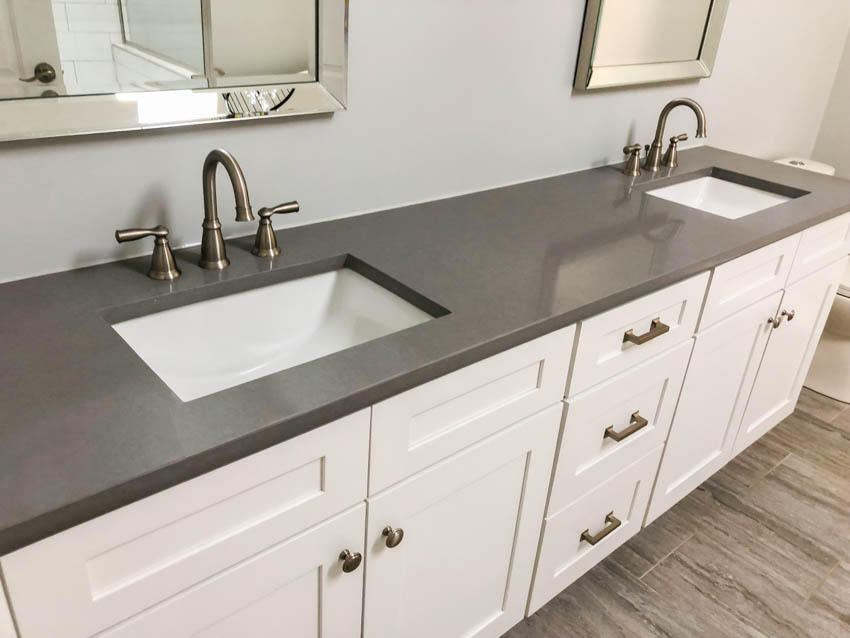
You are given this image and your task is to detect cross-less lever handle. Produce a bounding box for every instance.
[622,144,642,177]
[115,225,181,280]
[252,200,300,257]
[661,133,688,168]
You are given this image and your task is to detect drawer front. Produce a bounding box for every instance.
[369,326,574,494]
[568,273,709,396]
[548,339,692,516]
[528,445,663,615]
[98,505,365,638]
[788,212,850,283]
[2,410,370,638]
[700,233,800,329]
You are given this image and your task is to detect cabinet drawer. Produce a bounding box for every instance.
[788,212,850,283]
[2,410,370,638]
[528,445,663,615]
[700,233,800,329]
[568,273,709,396]
[548,339,692,515]
[369,326,574,494]
[98,505,365,638]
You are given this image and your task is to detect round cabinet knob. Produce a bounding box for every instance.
[339,549,362,573]
[382,526,404,548]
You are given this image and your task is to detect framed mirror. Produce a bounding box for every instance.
[0,0,347,142]
[575,0,729,91]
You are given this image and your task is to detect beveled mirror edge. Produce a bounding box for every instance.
[0,0,348,143]
[574,0,730,91]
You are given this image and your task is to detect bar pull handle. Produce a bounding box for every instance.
[623,318,670,345]
[604,411,649,442]
[580,512,622,546]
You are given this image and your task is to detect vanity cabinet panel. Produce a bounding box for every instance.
[734,257,848,455]
[528,445,663,615]
[0,591,15,638]
[699,233,800,330]
[548,339,692,515]
[2,410,370,638]
[363,404,559,638]
[645,292,782,525]
[369,326,573,494]
[787,212,850,284]
[568,273,709,396]
[95,505,366,638]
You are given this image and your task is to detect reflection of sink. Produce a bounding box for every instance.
[647,173,803,219]
[113,264,443,401]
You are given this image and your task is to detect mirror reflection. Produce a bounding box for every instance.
[0,0,316,100]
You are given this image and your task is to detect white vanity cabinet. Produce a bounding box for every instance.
[1,410,372,638]
[363,405,560,638]
[645,292,780,523]
[734,256,849,454]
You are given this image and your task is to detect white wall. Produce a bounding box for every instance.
[814,29,850,178]
[2,0,850,283]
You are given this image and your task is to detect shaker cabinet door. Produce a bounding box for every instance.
[92,505,366,638]
[734,257,848,455]
[363,405,560,638]
[646,292,781,524]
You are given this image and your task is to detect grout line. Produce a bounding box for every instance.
[805,560,840,602]
[759,451,793,482]
[639,533,695,581]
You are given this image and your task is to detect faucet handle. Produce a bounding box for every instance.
[622,144,642,177]
[253,200,300,258]
[661,134,688,169]
[115,225,182,281]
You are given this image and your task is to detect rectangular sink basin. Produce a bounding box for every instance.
[112,260,445,401]
[647,171,806,219]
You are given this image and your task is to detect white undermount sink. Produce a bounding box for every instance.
[647,175,796,219]
[113,265,441,401]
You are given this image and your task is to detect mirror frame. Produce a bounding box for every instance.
[0,0,348,142]
[574,0,729,91]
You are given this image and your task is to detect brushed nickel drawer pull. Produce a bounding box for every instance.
[623,318,670,345]
[767,314,784,329]
[604,411,648,442]
[580,512,621,546]
[782,309,796,322]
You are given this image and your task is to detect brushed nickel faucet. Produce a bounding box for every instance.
[644,98,707,172]
[199,149,255,270]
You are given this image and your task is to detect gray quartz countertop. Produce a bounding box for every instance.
[2,146,850,555]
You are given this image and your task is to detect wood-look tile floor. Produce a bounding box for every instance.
[505,388,850,638]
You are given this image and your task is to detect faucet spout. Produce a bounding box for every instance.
[199,149,255,270]
[645,98,707,172]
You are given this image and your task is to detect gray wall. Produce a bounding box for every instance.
[814,30,850,179]
[2,0,850,283]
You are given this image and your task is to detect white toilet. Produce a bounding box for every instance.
[776,157,850,401]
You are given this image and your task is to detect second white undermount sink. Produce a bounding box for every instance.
[647,174,800,219]
[113,264,443,402]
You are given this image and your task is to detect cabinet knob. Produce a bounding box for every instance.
[338,549,362,573]
[382,526,405,548]
[782,309,796,322]
[767,315,784,329]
